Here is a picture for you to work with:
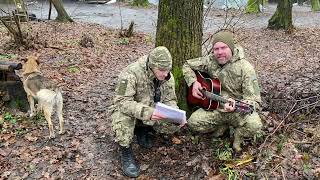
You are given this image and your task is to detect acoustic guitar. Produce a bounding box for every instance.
[187,71,254,114]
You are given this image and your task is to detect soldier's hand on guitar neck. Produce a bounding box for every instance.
[224,98,236,112]
[192,81,204,99]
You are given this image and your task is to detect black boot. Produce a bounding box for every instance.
[120,145,140,178]
[135,126,153,149]
[161,135,172,146]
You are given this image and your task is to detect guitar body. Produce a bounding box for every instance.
[187,71,221,110]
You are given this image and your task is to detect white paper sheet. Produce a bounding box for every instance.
[154,102,187,124]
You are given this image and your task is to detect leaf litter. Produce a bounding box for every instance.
[0,20,320,179]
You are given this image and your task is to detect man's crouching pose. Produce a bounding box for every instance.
[111,46,182,177]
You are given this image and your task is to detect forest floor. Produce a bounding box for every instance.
[1,3,320,180]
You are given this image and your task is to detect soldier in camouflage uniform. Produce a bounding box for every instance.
[182,31,262,152]
[111,46,182,178]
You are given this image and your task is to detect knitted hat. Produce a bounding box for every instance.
[212,31,235,54]
[148,46,172,70]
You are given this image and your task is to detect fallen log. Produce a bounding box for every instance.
[0,62,22,72]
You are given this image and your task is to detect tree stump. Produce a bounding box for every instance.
[0,61,29,112]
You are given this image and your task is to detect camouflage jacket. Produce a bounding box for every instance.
[182,45,262,110]
[112,55,178,121]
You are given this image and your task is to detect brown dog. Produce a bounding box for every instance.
[22,55,64,138]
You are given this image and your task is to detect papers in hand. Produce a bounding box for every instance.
[154,102,187,125]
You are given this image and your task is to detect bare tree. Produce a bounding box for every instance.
[245,0,261,13]
[311,0,320,11]
[51,0,73,22]
[268,0,293,32]
[132,0,149,6]
[12,0,28,21]
[0,14,25,46]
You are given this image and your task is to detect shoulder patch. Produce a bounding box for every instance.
[117,79,128,95]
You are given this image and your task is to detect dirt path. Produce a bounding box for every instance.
[67,43,150,178]
[0,22,152,179]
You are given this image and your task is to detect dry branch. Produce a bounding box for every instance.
[119,21,134,37]
[259,100,297,152]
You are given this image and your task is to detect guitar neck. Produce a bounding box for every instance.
[201,89,254,113]
[201,90,227,104]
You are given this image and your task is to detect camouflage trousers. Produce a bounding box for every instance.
[111,111,180,148]
[188,108,262,139]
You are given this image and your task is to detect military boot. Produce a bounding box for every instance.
[233,129,243,152]
[120,145,140,178]
[135,126,153,149]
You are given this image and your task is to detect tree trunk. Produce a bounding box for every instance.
[13,0,27,14]
[0,15,25,46]
[132,0,149,6]
[311,0,320,11]
[156,0,203,111]
[13,0,28,21]
[245,0,261,13]
[268,0,293,31]
[51,0,73,22]
[48,0,52,20]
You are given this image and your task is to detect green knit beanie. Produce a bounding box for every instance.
[212,31,235,54]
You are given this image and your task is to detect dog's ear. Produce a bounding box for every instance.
[20,57,28,62]
[33,53,41,64]
[33,53,40,58]
[35,58,40,65]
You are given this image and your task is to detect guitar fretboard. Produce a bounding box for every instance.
[200,89,254,114]
[201,89,227,104]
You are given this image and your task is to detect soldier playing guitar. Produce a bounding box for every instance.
[183,31,262,152]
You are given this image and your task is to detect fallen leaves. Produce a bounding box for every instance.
[201,162,215,177]
[1,171,11,179]
[171,136,182,144]
[0,12,320,179]
[20,151,33,162]
[0,148,10,157]
[31,157,42,164]
[208,174,225,180]
[1,133,16,147]
[24,133,38,142]
[186,155,201,166]
[315,168,320,177]
[140,164,150,171]
[0,21,150,179]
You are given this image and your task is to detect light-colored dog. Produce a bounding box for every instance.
[22,55,64,138]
